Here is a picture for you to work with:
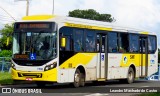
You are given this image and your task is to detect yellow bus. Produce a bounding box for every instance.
[11,15,158,87]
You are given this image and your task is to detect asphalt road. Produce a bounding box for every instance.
[0,80,160,96]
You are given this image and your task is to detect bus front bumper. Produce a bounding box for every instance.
[11,68,57,82]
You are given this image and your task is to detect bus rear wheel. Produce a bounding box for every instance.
[126,67,135,84]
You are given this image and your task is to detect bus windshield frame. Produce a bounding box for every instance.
[12,22,57,61]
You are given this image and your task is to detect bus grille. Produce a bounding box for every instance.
[18,73,42,78]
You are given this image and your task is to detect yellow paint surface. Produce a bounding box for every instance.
[120,54,140,67]
[60,53,97,68]
[140,31,149,34]
[11,68,57,82]
[65,22,112,31]
[120,54,150,67]
[22,15,55,20]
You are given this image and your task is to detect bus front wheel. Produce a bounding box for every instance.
[79,73,85,87]
[72,69,85,87]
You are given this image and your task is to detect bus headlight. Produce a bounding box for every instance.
[11,64,16,70]
[44,62,57,71]
[45,66,49,71]
[50,64,54,68]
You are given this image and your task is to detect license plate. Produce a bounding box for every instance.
[26,78,33,81]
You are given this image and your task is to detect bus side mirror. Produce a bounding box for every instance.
[6,37,10,46]
[61,37,66,48]
[6,33,12,46]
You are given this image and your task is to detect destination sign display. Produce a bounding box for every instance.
[14,54,28,59]
[16,23,50,29]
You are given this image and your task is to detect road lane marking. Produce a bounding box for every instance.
[85,93,108,96]
[140,86,149,87]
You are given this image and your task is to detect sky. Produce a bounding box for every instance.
[0,0,160,46]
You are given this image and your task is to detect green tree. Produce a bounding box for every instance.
[69,9,115,22]
[0,23,14,50]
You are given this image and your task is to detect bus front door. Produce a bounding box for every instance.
[140,36,148,77]
[96,34,108,80]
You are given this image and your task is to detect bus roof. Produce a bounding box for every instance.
[19,15,156,35]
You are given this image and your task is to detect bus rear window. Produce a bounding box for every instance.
[148,36,156,54]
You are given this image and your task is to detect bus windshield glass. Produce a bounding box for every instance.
[13,22,57,60]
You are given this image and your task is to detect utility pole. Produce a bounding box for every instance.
[16,0,54,16]
[15,0,30,16]
[52,0,54,14]
[26,0,29,16]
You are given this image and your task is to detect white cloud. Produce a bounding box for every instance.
[0,0,26,23]
[74,0,160,32]
[0,0,159,30]
[110,0,160,30]
[29,0,80,16]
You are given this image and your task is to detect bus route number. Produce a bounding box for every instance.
[130,55,135,59]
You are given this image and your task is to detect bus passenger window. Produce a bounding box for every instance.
[129,34,139,52]
[59,27,73,51]
[65,36,71,51]
[108,32,118,53]
[119,33,129,53]
[85,30,95,52]
[74,29,84,52]
[139,38,146,53]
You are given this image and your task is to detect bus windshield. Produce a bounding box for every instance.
[13,31,57,60]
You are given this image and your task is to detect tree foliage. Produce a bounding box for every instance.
[69,9,115,22]
[0,23,14,50]
[0,50,12,57]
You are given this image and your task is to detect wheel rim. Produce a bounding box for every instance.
[128,71,133,81]
[75,72,80,84]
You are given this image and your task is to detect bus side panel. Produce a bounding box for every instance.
[120,54,141,78]
[108,53,128,79]
[85,54,98,81]
[58,69,75,83]
[108,53,141,79]
[147,51,158,76]
[59,53,97,83]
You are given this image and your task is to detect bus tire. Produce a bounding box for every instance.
[126,67,135,84]
[79,73,85,87]
[36,82,46,87]
[72,69,81,88]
